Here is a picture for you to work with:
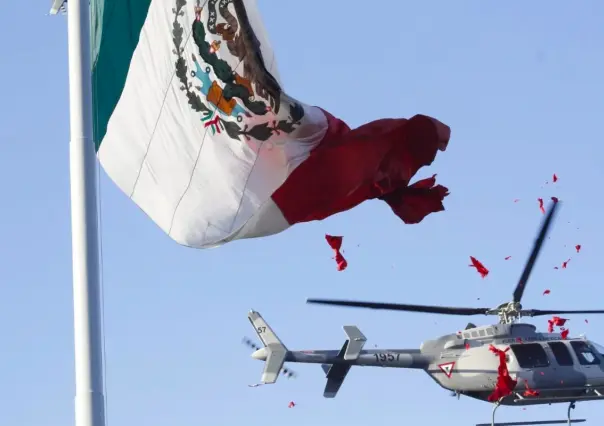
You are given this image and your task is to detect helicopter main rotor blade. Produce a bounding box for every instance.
[522,309,604,317]
[512,200,559,304]
[306,298,491,316]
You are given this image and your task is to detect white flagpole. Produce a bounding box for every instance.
[52,0,107,425]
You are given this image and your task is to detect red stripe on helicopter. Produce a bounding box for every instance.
[438,362,456,378]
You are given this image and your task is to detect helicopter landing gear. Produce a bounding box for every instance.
[567,401,576,425]
[476,399,585,426]
[490,399,502,426]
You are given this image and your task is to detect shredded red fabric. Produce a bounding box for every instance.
[575,244,581,253]
[469,256,489,278]
[537,198,545,214]
[273,113,451,226]
[380,174,449,224]
[487,345,517,402]
[325,235,348,271]
[543,289,551,295]
[516,337,523,343]
[465,342,470,350]
[288,401,296,408]
[553,174,558,183]
[561,329,570,339]
[562,258,571,269]
[505,256,512,260]
[548,316,568,333]
[523,380,540,397]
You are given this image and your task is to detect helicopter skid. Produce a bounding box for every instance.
[475,421,585,426]
[477,401,585,426]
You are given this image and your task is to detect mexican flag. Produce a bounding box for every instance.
[92,0,452,249]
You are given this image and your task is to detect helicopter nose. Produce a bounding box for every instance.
[251,347,268,360]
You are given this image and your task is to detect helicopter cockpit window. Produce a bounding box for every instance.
[510,343,550,368]
[592,342,604,357]
[570,341,601,365]
[547,342,574,366]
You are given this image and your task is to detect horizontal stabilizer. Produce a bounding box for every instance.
[342,325,366,360]
[324,364,351,398]
[321,337,357,398]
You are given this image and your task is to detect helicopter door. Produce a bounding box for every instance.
[509,343,556,387]
[569,341,604,386]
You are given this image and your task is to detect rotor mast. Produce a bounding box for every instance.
[494,302,523,325]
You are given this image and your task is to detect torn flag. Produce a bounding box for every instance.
[92,0,452,249]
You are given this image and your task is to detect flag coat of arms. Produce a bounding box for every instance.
[92,0,452,249]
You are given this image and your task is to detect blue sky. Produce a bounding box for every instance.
[2,1,604,425]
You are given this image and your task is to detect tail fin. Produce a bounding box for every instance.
[248,310,288,384]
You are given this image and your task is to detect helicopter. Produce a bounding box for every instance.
[245,201,604,426]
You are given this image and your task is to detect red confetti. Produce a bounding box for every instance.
[469,256,489,278]
[288,401,296,408]
[543,289,551,295]
[551,196,559,203]
[325,235,348,271]
[552,174,558,183]
[561,329,570,340]
[537,198,545,214]
[487,345,517,402]
[562,258,571,269]
[548,316,568,333]
[505,256,512,260]
[575,244,581,253]
[585,319,589,324]
[514,199,520,203]
[516,337,523,343]
[554,266,559,270]
[523,380,540,397]
[465,342,470,350]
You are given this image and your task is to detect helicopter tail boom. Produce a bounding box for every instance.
[246,311,430,397]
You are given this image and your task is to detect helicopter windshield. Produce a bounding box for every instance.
[591,341,604,357]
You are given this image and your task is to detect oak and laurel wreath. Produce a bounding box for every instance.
[171,0,304,142]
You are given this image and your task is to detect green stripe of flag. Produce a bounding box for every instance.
[91,0,152,150]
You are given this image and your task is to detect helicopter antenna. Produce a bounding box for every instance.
[307,201,604,324]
